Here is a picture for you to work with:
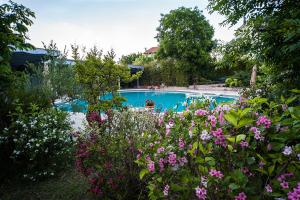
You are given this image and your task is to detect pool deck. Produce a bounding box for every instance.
[121,84,240,97]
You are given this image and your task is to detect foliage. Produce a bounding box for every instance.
[0,0,35,130]
[120,52,143,65]
[156,7,215,84]
[75,110,158,199]
[0,104,73,181]
[225,77,242,88]
[0,0,35,65]
[136,92,300,199]
[208,0,300,96]
[72,46,141,110]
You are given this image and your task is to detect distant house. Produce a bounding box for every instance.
[144,47,159,55]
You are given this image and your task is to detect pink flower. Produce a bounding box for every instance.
[158,117,163,126]
[280,181,289,189]
[209,169,224,179]
[168,152,177,166]
[195,109,208,116]
[195,186,207,200]
[265,184,272,193]
[235,192,247,200]
[166,127,171,136]
[240,140,249,148]
[250,127,264,141]
[178,138,185,149]
[256,116,271,128]
[159,158,164,172]
[178,157,188,166]
[208,115,217,127]
[163,184,170,196]
[287,182,300,200]
[218,111,225,125]
[211,128,226,147]
[147,160,155,173]
[157,147,165,154]
[168,119,175,127]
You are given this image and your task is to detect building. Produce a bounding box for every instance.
[144,47,159,55]
[10,48,74,71]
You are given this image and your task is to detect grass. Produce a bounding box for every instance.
[0,169,96,200]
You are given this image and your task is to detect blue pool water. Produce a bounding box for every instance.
[56,90,236,112]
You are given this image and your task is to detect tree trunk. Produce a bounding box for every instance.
[250,65,257,86]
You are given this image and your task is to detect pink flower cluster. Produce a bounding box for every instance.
[277,172,293,189]
[265,184,272,193]
[166,127,171,137]
[178,138,185,149]
[256,116,271,128]
[240,140,249,148]
[195,186,207,200]
[147,160,155,173]
[209,169,224,179]
[208,115,217,127]
[211,128,226,147]
[168,152,177,166]
[178,156,188,166]
[157,147,165,154]
[163,184,170,196]
[159,158,164,172]
[288,182,300,200]
[234,192,247,200]
[195,109,208,116]
[250,127,264,141]
[218,111,225,125]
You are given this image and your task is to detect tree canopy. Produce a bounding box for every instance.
[208,0,300,94]
[156,7,215,84]
[0,0,35,65]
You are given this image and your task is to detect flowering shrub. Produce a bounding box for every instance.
[136,94,300,199]
[0,104,73,181]
[75,110,158,198]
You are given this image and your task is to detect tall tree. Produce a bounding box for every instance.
[0,0,35,65]
[0,1,35,129]
[156,7,215,84]
[208,0,300,95]
[72,46,141,110]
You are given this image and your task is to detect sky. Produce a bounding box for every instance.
[3,0,240,58]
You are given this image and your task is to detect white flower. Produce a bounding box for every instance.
[297,154,300,161]
[282,146,292,156]
[200,130,211,141]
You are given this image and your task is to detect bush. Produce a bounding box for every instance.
[225,77,242,87]
[0,104,73,181]
[75,110,158,199]
[136,92,300,199]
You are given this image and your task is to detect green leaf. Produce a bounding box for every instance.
[236,134,246,142]
[224,112,238,127]
[229,183,240,190]
[237,118,253,128]
[139,169,149,179]
[268,165,275,175]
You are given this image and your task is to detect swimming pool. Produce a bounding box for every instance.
[55,90,237,112]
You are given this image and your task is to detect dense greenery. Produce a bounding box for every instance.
[0,105,73,181]
[208,0,300,95]
[75,110,157,199]
[156,7,215,85]
[72,46,141,111]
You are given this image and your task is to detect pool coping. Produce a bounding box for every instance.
[118,89,239,98]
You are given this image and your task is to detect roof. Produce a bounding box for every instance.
[144,47,159,54]
[128,64,144,70]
